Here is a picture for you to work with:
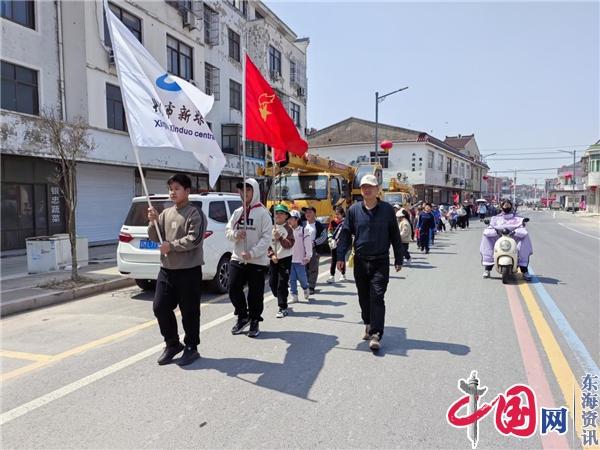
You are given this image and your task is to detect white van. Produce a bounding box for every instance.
[117,193,242,293]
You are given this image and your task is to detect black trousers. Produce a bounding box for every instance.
[228,260,267,321]
[269,256,292,309]
[330,248,346,276]
[353,257,390,338]
[402,243,411,260]
[153,265,202,348]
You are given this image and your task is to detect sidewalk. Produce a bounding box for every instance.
[0,244,134,317]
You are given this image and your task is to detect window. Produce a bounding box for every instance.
[229,79,241,111]
[290,102,301,127]
[427,150,434,169]
[1,0,34,29]
[228,28,240,62]
[460,162,465,178]
[228,200,242,214]
[166,0,192,11]
[290,60,296,83]
[104,3,141,48]
[209,201,227,223]
[222,124,241,154]
[167,35,193,81]
[453,160,459,175]
[370,152,389,168]
[228,0,247,16]
[106,83,127,131]
[203,4,219,45]
[466,164,471,179]
[1,61,38,115]
[447,158,452,174]
[204,63,220,100]
[437,153,444,171]
[269,46,281,77]
[246,141,265,160]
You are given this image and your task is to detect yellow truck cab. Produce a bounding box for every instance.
[258,153,383,224]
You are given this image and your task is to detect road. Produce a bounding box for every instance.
[1,213,598,449]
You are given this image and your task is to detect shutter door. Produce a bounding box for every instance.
[76,164,134,243]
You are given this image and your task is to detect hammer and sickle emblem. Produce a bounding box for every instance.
[258,93,275,121]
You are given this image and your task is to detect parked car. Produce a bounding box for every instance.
[550,201,562,210]
[117,193,242,293]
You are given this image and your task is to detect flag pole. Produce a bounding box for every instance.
[104,2,164,246]
[132,146,163,244]
[241,47,248,257]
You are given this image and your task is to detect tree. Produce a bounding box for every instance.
[38,108,95,280]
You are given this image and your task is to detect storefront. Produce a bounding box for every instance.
[1,155,66,251]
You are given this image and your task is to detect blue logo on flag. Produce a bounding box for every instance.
[156,74,181,92]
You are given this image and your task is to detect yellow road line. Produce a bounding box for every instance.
[1,292,228,382]
[0,350,53,362]
[518,281,599,448]
[0,259,332,383]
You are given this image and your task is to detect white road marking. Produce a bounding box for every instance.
[557,222,600,240]
[1,264,332,425]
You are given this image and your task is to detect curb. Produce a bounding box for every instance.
[0,277,136,318]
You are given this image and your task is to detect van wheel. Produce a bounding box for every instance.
[501,266,511,285]
[135,279,156,291]
[211,254,231,293]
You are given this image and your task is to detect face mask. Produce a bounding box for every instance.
[502,207,512,214]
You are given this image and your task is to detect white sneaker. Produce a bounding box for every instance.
[339,274,347,282]
[326,276,335,284]
[303,288,310,301]
[289,294,298,304]
[482,270,490,279]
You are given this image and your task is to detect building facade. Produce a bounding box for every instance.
[1,0,308,249]
[583,140,600,213]
[307,118,488,204]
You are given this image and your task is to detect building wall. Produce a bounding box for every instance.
[1,0,61,114]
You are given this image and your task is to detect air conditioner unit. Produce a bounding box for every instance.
[183,10,197,30]
[108,50,115,65]
[269,71,281,82]
[296,87,305,98]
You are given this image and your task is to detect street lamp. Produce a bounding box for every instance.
[557,149,577,214]
[480,153,496,200]
[375,87,408,164]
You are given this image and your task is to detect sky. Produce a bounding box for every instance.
[266,1,599,184]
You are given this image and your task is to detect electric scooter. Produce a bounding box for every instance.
[484,217,530,284]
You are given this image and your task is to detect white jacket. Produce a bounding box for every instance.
[225,178,272,266]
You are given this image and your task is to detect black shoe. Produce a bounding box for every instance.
[231,317,250,335]
[177,346,200,366]
[309,288,316,295]
[248,320,260,338]
[157,342,184,365]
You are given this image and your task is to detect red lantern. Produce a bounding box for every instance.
[482,175,489,181]
[380,140,393,153]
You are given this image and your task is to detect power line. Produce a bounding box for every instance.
[487,156,572,161]
[491,167,562,173]
[480,144,590,151]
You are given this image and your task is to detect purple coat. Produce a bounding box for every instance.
[479,213,533,267]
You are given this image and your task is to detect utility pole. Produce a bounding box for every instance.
[513,169,517,204]
[374,87,408,164]
[572,150,576,214]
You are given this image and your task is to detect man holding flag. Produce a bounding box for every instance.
[105,3,226,362]
[222,54,309,336]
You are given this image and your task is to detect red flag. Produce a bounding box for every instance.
[245,54,308,162]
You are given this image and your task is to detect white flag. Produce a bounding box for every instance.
[104,2,226,187]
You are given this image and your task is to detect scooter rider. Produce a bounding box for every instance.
[480,199,533,281]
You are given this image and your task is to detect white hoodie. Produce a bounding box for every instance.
[225,178,272,266]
